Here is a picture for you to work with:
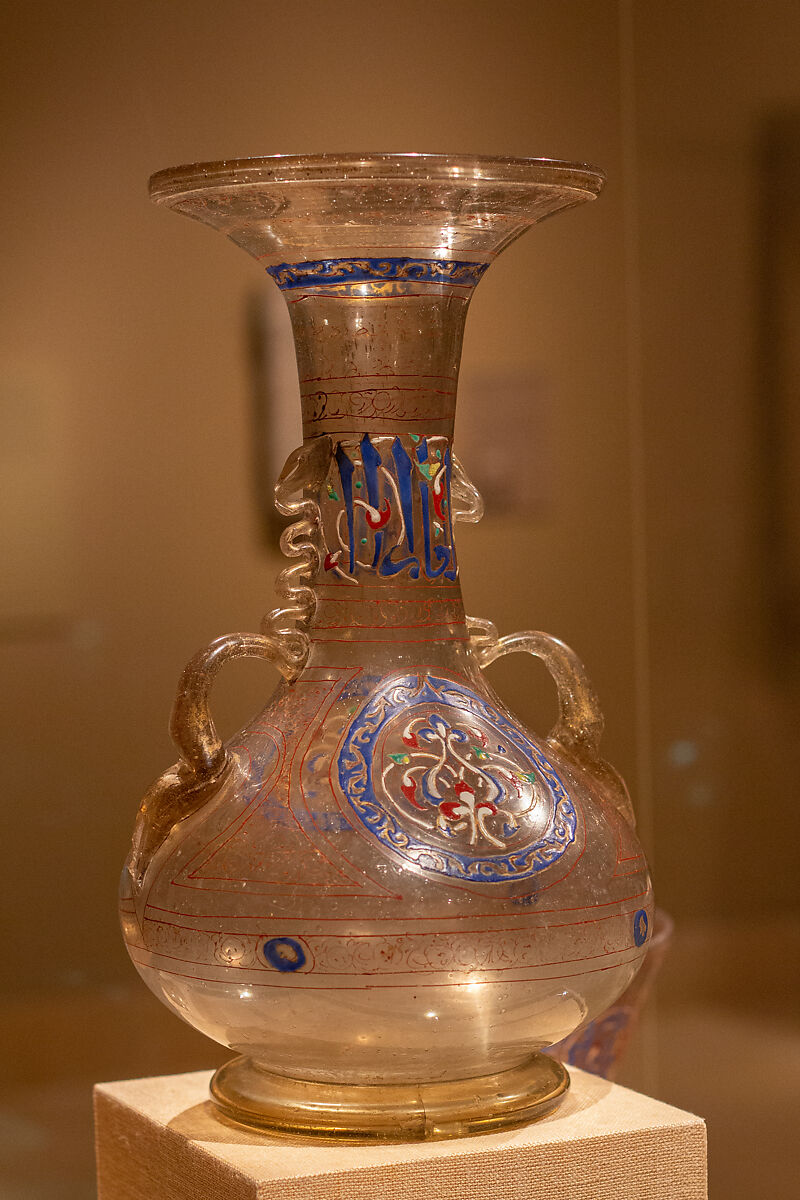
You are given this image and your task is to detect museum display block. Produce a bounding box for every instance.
[119,153,654,1139]
[94,1067,707,1200]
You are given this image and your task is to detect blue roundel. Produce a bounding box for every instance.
[263,936,306,972]
[633,909,649,948]
[337,672,577,884]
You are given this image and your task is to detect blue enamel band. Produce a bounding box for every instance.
[266,257,490,290]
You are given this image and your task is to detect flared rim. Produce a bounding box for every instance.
[149,151,605,202]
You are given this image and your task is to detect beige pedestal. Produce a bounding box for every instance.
[94,1067,707,1200]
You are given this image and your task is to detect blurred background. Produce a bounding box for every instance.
[1,2,798,1196]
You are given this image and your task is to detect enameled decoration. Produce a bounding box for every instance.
[120,153,654,1142]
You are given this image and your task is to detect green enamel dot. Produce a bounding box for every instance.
[355,480,362,489]
[326,484,339,500]
[435,449,441,459]
[360,537,367,544]
[410,434,420,442]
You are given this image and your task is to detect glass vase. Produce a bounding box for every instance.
[120,153,653,1142]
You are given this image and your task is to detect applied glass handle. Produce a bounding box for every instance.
[468,617,636,826]
[170,632,287,779]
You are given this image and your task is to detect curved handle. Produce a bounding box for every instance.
[468,617,636,826]
[129,631,287,899]
[470,620,604,759]
[170,631,288,779]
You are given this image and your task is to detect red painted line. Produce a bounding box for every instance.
[172,882,368,897]
[288,282,478,294]
[300,373,458,385]
[257,247,496,260]
[180,875,368,888]
[141,905,649,940]
[129,953,644,990]
[312,621,464,631]
[179,727,287,880]
[141,906,649,939]
[143,727,286,902]
[288,293,471,304]
[128,946,258,969]
[317,595,461,605]
[302,386,456,398]
[185,681,358,888]
[296,688,400,900]
[526,791,587,898]
[263,677,344,682]
[143,888,650,924]
[310,635,470,644]
[339,941,638,974]
[126,941,636,975]
[165,670,349,890]
[317,583,461,591]
[302,414,454,423]
[179,695,335,881]
[182,667,397,902]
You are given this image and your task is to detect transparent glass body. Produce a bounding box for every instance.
[119,153,653,1140]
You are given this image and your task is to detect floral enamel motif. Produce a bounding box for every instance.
[338,674,578,884]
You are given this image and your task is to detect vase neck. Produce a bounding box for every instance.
[271,256,486,442]
[269,256,489,651]
[306,427,470,664]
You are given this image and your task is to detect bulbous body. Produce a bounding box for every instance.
[120,154,652,1139]
[121,653,651,1080]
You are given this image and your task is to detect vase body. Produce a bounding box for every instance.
[120,154,653,1140]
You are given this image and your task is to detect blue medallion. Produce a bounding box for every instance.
[337,673,577,884]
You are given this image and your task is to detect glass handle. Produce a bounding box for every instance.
[468,617,636,826]
[170,632,287,778]
[129,631,287,896]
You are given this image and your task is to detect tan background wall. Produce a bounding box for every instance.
[634,2,800,919]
